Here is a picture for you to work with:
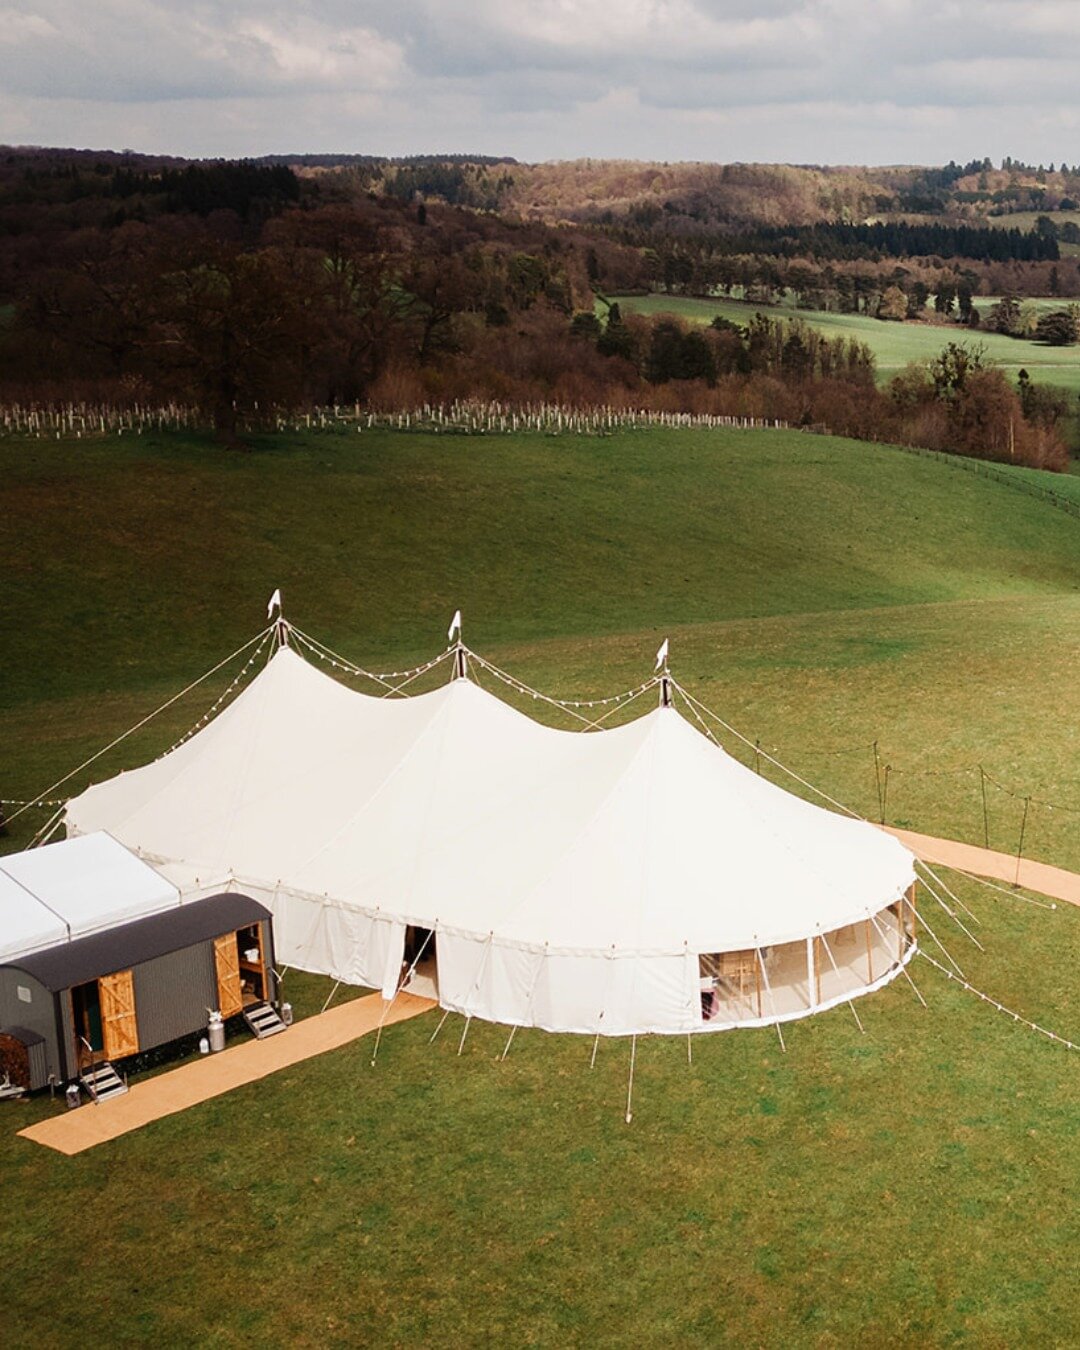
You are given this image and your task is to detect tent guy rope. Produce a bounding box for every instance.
[5,624,275,829]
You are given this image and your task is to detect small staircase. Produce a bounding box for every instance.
[243,1002,288,1039]
[80,1062,128,1104]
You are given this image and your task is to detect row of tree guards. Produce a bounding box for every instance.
[0,399,789,440]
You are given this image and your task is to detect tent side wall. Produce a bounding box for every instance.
[256,886,917,1037]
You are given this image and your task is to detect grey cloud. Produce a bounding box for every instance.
[2,0,1080,160]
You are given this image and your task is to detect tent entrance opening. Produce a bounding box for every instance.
[403,926,438,999]
[71,980,104,1068]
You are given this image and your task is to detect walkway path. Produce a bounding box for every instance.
[883,826,1080,909]
[19,990,435,1156]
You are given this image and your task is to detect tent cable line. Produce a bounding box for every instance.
[674,678,1054,917]
[158,628,276,758]
[918,953,1079,1051]
[5,624,276,832]
[868,910,928,1008]
[672,678,973,978]
[370,926,436,1069]
[287,623,456,694]
[671,680,1003,947]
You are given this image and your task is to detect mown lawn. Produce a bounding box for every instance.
[1,426,1078,1348]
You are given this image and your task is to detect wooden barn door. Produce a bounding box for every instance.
[99,970,140,1060]
[214,933,243,1017]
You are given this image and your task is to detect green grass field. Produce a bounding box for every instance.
[2,425,1079,1347]
[983,211,1080,257]
[611,293,1080,397]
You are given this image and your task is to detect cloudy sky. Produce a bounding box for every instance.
[2,0,1079,164]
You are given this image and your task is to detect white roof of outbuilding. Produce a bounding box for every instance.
[66,648,915,955]
[0,868,67,963]
[0,832,181,964]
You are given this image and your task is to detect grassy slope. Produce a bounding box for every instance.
[612,292,1080,395]
[982,211,1080,257]
[2,426,1079,1348]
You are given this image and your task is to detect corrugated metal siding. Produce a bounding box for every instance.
[132,943,217,1052]
[0,968,64,1081]
[27,1038,49,1091]
[59,991,76,1080]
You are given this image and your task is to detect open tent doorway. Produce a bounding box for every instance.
[402,925,438,1000]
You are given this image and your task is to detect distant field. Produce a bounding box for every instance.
[984,209,1080,233]
[609,293,1080,400]
[984,210,1080,257]
[2,427,1079,1346]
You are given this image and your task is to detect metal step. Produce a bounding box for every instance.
[243,1002,288,1039]
[79,1062,128,1103]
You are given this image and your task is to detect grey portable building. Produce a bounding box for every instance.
[0,892,276,1090]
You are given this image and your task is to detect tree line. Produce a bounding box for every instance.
[0,148,1068,469]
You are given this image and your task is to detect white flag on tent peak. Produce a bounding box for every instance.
[655,638,669,670]
[448,609,462,642]
[267,588,282,619]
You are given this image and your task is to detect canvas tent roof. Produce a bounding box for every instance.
[0,832,181,964]
[66,647,915,956]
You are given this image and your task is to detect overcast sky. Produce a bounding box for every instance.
[2,1,1079,165]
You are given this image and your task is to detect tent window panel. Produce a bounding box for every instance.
[818,910,902,1003]
[699,950,760,1022]
[903,886,918,944]
[760,940,814,1015]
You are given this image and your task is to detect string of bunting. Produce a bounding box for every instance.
[761,739,876,759]
[1,624,276,830]
[158,629,276,758]
[288,625,454,688]
[981,769,1080,817]
[0,798,65,809]
[692,715,1080,834]
[468,651,661,722]
[919,952,1078,1052]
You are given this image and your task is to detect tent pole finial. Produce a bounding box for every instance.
[654,637,671,706]
[448,608,467,680]
[267,588,286,648]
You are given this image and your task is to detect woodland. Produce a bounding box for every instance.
[0,148,1075,469]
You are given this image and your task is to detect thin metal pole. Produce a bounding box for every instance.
[980,767,990,849]
[868,910,927,1008]
[1015,796,1031,887]
[625,1035,637,1124]
[818,932,865,1034]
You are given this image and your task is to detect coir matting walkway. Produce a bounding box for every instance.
[19,990,434,1156]
[884,826,1080,909]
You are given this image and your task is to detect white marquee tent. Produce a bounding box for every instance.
[64,643,918,1036]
